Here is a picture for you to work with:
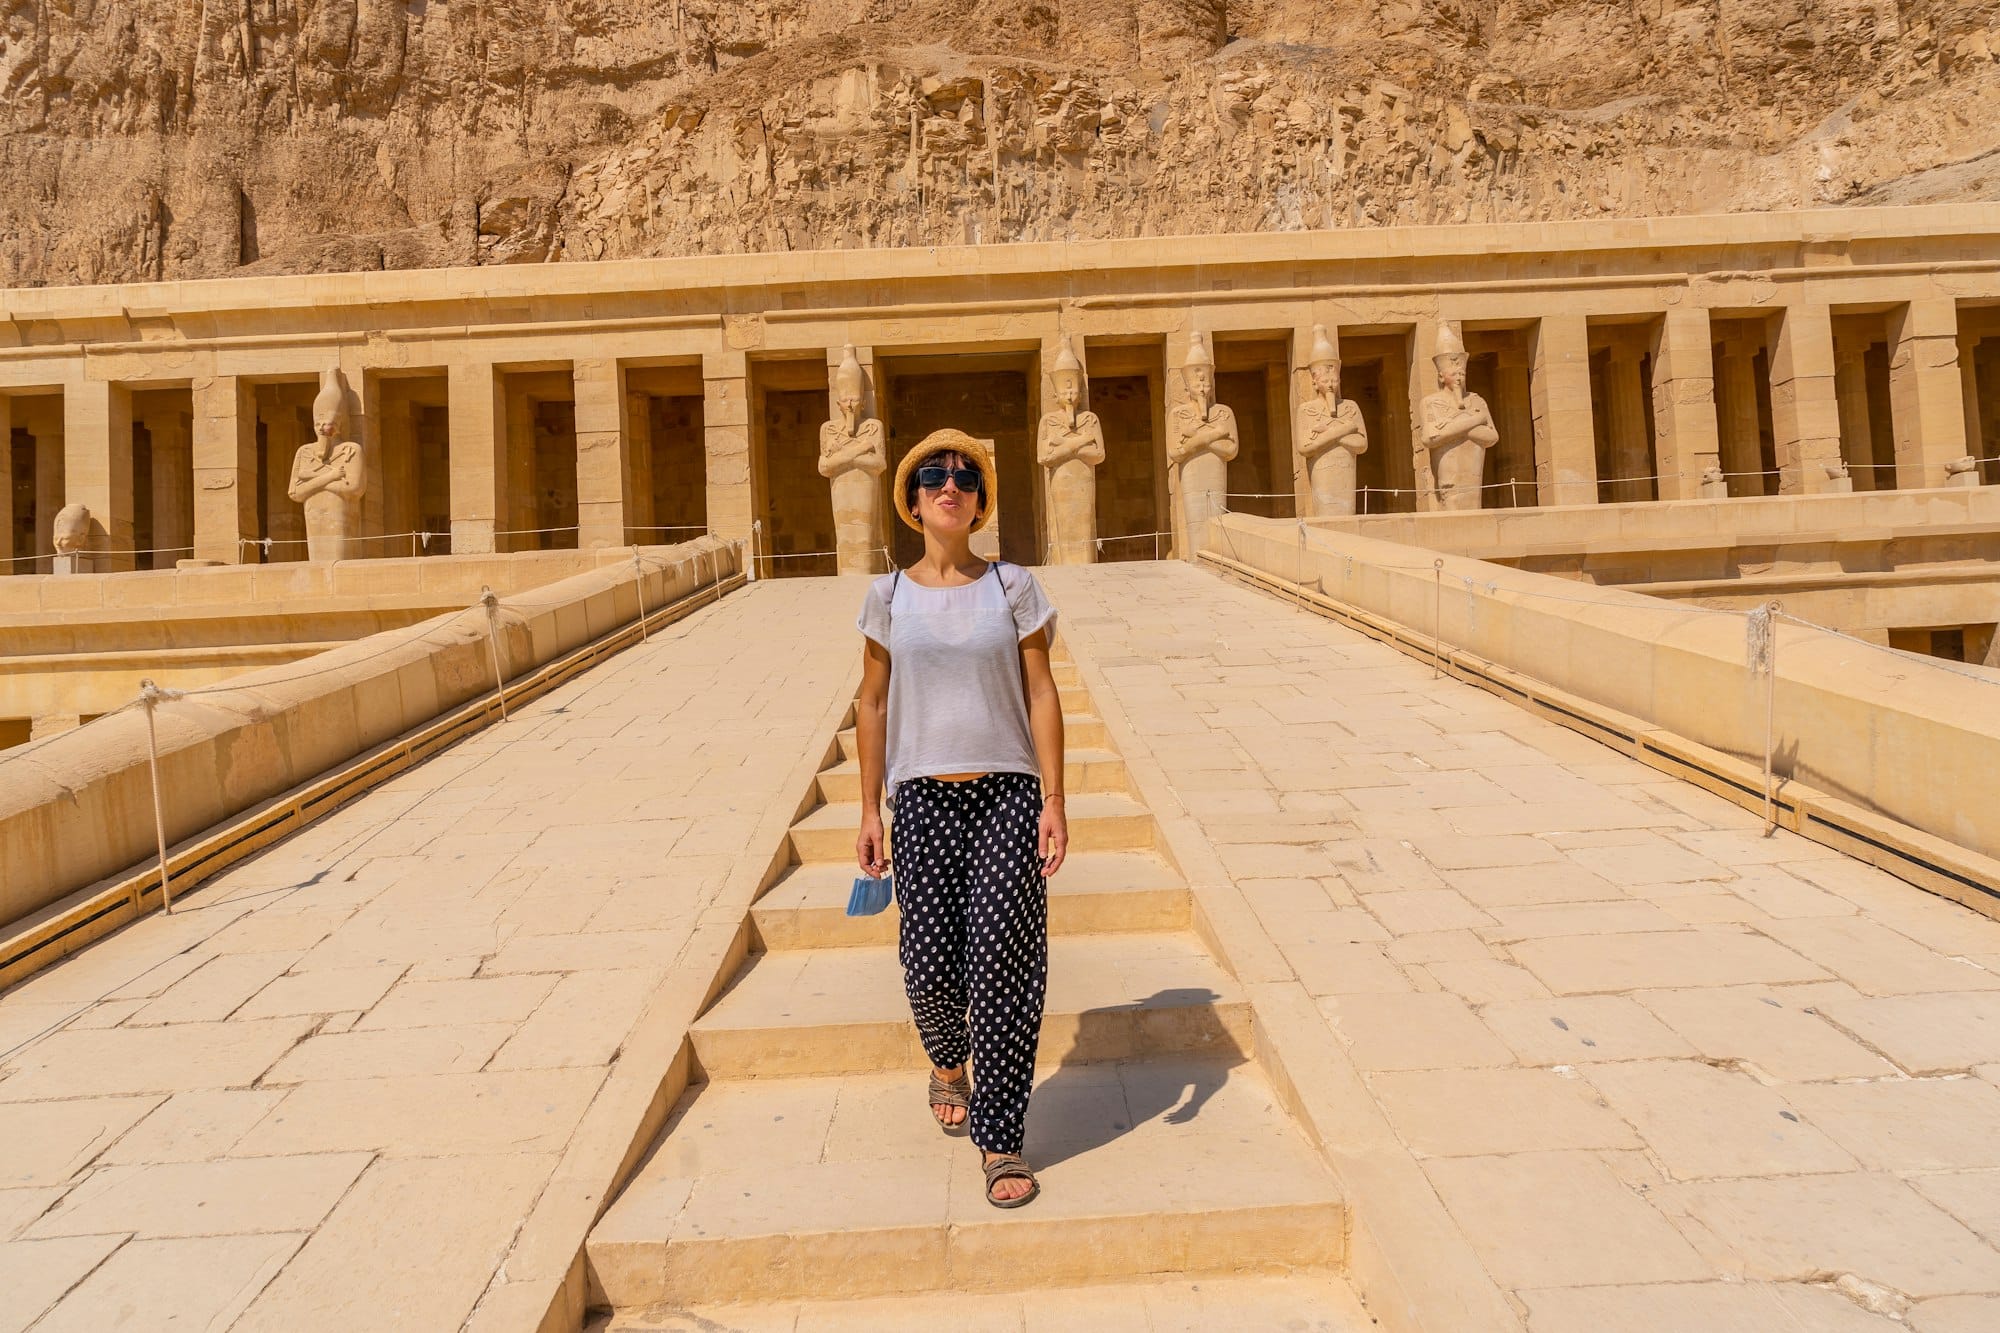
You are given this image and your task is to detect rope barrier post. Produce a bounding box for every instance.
[1432,557,1445,679]
[479,587,509,721]
[137,679,177,915]
[631,549,650,642]
[1746,600,1780,833]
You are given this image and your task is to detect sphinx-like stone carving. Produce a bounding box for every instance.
[287,368,367,561]
[51,503,91,574]
[1419,324,1498,511]
[818,343,888,574]
[1823,459,1855,494]
[1700,465,1729,499]
[1946,455,1981,489]
[1296,324,1368,517]
[1037,336,1105,564]
[1168,333,1238,547]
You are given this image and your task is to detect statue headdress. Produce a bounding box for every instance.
[834,343,866,401]
[1309,324,1339,367]
[1184,333,1214,370]
[1431,323,1467,362]
[1052,335,1083,379]
[314,366,348,420]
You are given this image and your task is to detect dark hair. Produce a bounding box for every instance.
[905,449,986,518]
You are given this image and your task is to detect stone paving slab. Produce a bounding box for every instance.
[1043,561,2000,1333]
[0,578,860,1331]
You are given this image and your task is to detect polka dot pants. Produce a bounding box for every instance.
[892,773,1049,1155]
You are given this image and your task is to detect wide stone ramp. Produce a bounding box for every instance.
[586,648,1368,1327]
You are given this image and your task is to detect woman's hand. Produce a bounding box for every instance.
[1038,796,1068,877]
[857,809,889,878]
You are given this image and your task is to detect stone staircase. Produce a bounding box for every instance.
[585,652,1371,1330]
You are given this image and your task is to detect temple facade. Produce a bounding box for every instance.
[3,204,1998,578]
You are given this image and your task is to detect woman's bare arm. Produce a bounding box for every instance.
[855,637,892,876]
[1018,627,1068,876]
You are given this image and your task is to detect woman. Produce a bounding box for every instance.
[855,428,1069,1209]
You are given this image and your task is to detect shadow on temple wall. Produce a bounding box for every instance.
[1026,987,1241,1169]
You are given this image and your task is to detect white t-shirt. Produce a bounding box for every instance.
[856,561,1059,807]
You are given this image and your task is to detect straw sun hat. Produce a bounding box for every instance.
[891,429,998,534]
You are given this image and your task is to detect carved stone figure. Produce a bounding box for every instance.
[51,503,91,574]
[818,343,889,574]
[1700,465,1729,500]
[1419,323,1498,511]
[287,368,367,561]
[1168,334,1238,547]
[1823,459,1855,494]
[1295,324,1368,517]
[1945,455,1981,489]
[1037,336,1105,564]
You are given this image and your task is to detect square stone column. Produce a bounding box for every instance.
[447,361,509,555]
[703,349,752,546]
[624,389,656,540]
[145,406,194,562]
[1601,343,1654,503]
[1888,298,1968,490]
[1529,315,1598,506]
[572,356,630,549]
[1715,335,1766,496]
[34,417,64,570]
[1493,348,1536,507]
[1768,303,1845,495]
[1410,320,1444,511]
[64,378,135,571]
[0,395,13,573]
[1650,307,1719,500]
[262,397,307,560]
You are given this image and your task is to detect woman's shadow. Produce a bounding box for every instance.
[1024,987,1245,1170]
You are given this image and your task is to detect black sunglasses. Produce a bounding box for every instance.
[916,465,983,492]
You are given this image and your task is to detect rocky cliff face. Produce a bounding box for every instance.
[3,0,1997,287]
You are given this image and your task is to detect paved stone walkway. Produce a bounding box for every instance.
[1043,561,2000,1333]
[0,578,859,1332]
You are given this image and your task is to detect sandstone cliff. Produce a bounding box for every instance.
[3,0,1997,287]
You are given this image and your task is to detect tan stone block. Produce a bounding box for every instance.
[1783,1079,2000,1172]
[488,968,664,1070]
[232,1154,555,1333]
[1478,899,1682,942]
[0,1097,162,1187]
[480,930,678,974]
[1423,957,1555,1004]
[1911,1295,2000,1333]
[232,1067,600,1157]
[1755,917,2000,997]
[129,952,300,1025]
[261,1024,516,1082]
[26,1153,369,1239]
[29,1232,305,1333]
[99,1090,288,1165]
[1665,1173,2000,1297]
[1217,842,1340,879]
[1509,929,1828,994]
[1279,937,1413,996]
[1482,995,1695,1066]
[1637,984,1895,1082]
[0,1019,316,1101]
[203,908,355,955]
[1658,891,1771,925]
[0,1188,63,1241]
[0,1235,125,1332]
[235,964,403,1019]
[1911,1171,2000,1249]
[1318,992,1513,1071]
[355,974,558,1029]
[1523,1280,1908,1333]
[1370,1068,1640,1156]
[1362,889,1495,934]
[1424,1150,1709,1288]
[1564,836,1729,886]
[1582,1059,1857,1179]
[1410,834,1562,870]
[1444,862,1623,907]
[1383,929,1494,964]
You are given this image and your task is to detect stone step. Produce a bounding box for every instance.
[816,747,1128,803]
[787,792,1155,864]
[587,1059,1346,1309]
[689,932,1249,1079]
[750,850,1189,950]
[835,712,1110,758]
[593,1273,1373,1331]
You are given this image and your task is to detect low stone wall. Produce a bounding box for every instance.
[1206,514,2000,865]
[0,537,742,931]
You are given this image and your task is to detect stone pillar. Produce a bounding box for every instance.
[1410,320,1443,511]
[1769,304,1845,495]
[1493,348,1536,507]
[34,422,64,571]
[1716,337,1765,497]
[447,361,509,555]
[263,398,307,560]
[1602,344,1652,503]
[64,379,136,571]
[1888,298,1968,491]
[352,363,385,550]
[1287,324,1318,515]
[0,395,12,574]
[146,406,194,562]
[572,356,630,550]
[1649,307,1718,501]
[625,389,656,540]
[1833,340,1875,490]
[827,343,890,573]
[1529,315,1598,506]
[1039,332,1097,564]
[703,349,752,547]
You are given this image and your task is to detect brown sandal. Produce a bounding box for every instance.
[982,1152,1040,1209]
[927,1069,971,1134]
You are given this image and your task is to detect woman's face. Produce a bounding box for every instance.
[914,451,984,532]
